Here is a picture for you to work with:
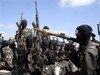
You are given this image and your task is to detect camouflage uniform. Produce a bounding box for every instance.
[0,45,13,70]
[27,49,43,75]
[42,64,55,75]
[42,49,56,75]
[18,28,33,48]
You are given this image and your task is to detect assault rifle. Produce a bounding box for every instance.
[16,13,23,39]
[32,1,40,36]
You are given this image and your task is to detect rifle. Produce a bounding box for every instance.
[35,1,39,29]
[16,13,23,39]
[35,1,40,36]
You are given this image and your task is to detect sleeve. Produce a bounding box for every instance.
[85,47,98,75]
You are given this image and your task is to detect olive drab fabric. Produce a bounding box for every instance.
[94,46,100,75]
[79,41,98,75]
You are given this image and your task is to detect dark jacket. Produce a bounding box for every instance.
[79,41,98,75]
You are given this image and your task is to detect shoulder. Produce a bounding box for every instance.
[86,41,97,50]
[86,44,98,56]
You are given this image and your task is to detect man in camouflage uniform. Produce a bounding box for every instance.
[16,19,33,75]
[17,19,33,49]
[42,49,56,75]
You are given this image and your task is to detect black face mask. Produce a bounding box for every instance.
[76,33,91,45]
[76,35,85,43]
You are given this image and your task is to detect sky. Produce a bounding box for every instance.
[0,0,100,41]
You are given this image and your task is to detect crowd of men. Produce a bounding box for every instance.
[0,19,100,75]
